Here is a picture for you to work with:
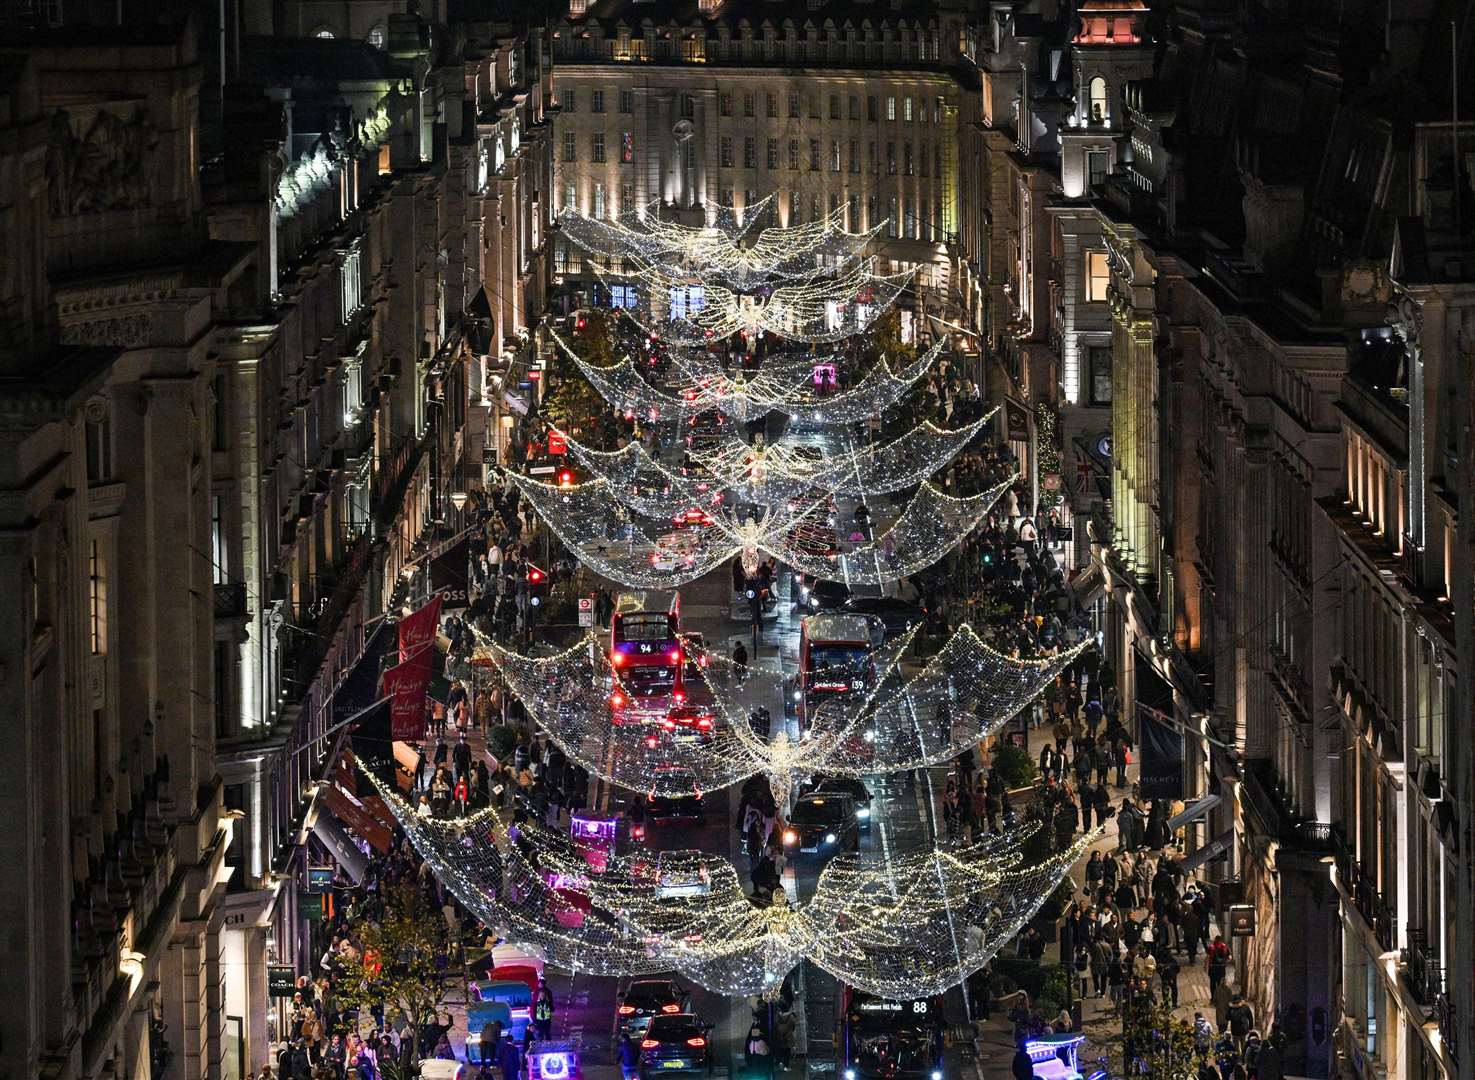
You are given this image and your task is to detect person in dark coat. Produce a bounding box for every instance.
[1012,1041,1036,1080]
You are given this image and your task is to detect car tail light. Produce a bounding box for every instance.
[668,648,682,664]
[662,718,676,730]
[611,652,626,667]
[686,1038,707,1048]
[618,1005,635,1015]
[662,1004,681,1014]
[644,735,659,749]
[610,692,627,709]
[698,655,708,668]
[673,690,685,703]
[697,718,712,729]
[641,1039,659,1049]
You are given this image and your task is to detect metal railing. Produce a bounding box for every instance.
[1436,991,1458,1065]
[213,582,248,619]
[1400,927,1442,1008]
[1331,826,1394,951]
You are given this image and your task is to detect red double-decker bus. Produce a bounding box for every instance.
[609,591,684,717]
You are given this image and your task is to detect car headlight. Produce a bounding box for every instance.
[931,1071,943,1080]
[856,807,870,819]
[845,1070,857,1079]
[824,832,837,844]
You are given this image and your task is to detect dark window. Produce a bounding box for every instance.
[1089,346,1113,405]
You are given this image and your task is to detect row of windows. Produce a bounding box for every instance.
[561,87,946,125]
[553,32,943,66]
[561,181,944,241]
[564,129,946,180]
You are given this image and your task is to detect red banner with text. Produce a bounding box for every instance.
[381,660,431,742]
[398,595,443,672]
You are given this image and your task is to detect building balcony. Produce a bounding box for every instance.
[1331,825,1395,951]
[1400,927,1443,1009]
[1240,759,1334,854]
[213,582,248,620]
[1436,991,1459,1067]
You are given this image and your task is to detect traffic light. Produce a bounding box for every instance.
[526,564,547,607]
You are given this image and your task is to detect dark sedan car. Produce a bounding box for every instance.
[638,1013,714,1078]
[784,792,860,854]
[843,597,927,645]
[801,775,874,832]
[617,977,691,1038]
[647,768,705,825]
[800,576,852,611]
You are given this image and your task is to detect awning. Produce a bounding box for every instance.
[431,535,473,610]
[1178,829,1235,874]
[504,390,530,416]
[1070,563,1105,605]
[311,810,368,884]
[1168,793,1223,833]
[322,782,394,854]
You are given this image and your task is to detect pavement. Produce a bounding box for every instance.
[965,718,1231,1080]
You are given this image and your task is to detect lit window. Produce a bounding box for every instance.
[366,25,385,49]
[313,27,334,38]
[591,133,606,162]
[1088,77,1108,124]
[886,96,896,121]
[1085,250,1110,302]
[89,539,107,654]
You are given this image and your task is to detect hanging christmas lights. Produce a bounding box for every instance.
[502,469,1008,590]
[556,199,882,290]
[366,773,1099,999]
[594,259,914,346]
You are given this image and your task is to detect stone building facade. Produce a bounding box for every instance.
[0,22,243,1080]
[962,3,1475,1079]
[547,0,970,306]
[198,5,554,1072]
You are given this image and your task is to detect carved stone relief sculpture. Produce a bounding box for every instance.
[46,106,159,217]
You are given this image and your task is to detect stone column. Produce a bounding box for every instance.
[141,377,204,810]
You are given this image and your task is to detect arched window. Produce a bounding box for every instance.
[366,24,386,48]
[1088,76,1108,124]
[313,26,335,38]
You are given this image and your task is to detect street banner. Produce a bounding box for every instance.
[381,660,431,742]
[1138,706,1186,800]
[398,595,443,671]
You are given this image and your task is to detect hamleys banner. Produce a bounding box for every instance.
[381,660,431,742]
[397,595,443,673]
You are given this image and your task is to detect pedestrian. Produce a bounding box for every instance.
[453,733,472,783]
[1206,934,1231,995]
[533,977,555,1040]
[1089,938,1110,997]
[746,1020,773,1080]
[773,1005,797,1072]
[1012,1039,1035,1080]
[1157,946,1180,1007]
[1226,991,1254,1054]
[1106,952,1125,1010]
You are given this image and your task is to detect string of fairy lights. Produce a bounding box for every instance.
[388,206,1095,1001]
[368,768,1100,998]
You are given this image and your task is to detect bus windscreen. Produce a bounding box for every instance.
[615,614,677,644]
